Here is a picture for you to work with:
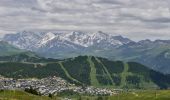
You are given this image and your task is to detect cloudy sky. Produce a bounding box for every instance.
[0,0,170,41]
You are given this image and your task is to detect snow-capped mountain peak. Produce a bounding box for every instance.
[40,32,56,45]
[2,31,133,52]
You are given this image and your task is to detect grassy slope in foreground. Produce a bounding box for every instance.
[0,90,170,100]
[0,90,60,100]
[108,90,170,100]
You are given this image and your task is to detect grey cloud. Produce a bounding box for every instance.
[0,0,170,41]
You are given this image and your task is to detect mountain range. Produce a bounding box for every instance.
[2,31,170,74]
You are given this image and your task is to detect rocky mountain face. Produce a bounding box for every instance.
[2,31,170,73]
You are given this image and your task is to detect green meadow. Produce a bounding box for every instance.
[0,90,170,100]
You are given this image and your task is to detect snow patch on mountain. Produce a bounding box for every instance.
[38,32,56,46]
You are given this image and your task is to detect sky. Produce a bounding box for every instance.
[0,0,170,41]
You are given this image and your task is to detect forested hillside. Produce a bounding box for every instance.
[0,56,170,89]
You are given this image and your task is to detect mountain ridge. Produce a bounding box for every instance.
[3,31,132,50]
[2,31,170,74]
[0,41,26,56]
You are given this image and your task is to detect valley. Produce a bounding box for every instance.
[1,0,170,99]
[1,31,170,99]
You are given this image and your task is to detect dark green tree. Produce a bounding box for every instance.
[49,93,53,98]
